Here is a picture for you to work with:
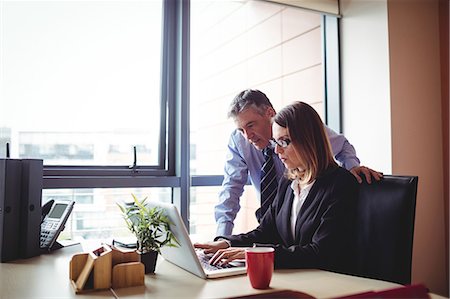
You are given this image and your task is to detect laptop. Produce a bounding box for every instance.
[147,201,247,279]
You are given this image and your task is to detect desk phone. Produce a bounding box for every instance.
[40,200,75,250]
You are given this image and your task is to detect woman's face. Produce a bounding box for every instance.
[272,123,305,170]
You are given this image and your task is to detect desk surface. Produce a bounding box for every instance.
[0,244,444,299]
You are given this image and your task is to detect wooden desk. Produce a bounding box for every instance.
[0,244,113,298]
[113,258,409,299]
[0,244,445,299]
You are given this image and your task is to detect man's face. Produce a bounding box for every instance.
[235,106,275,150]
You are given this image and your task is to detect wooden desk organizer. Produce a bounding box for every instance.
[110,247,144,289]
[69,244,144,293]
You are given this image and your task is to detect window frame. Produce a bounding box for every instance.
[42,0,181,189]
[323,15,342,133]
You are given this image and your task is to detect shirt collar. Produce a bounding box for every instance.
[290,179,315,196]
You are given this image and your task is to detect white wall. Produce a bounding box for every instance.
[340,0,392,174]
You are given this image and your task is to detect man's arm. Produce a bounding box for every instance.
[325,126,383,183]
[215,132,250,236]
[325,125,360,170]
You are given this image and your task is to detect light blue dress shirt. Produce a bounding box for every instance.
[214,126,360,236]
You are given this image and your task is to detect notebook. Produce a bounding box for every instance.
[147,201,247,279]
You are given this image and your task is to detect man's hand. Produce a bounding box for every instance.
[194,240,230,254]
[350,166,383,184]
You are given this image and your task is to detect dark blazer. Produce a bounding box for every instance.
[223,166,358,274]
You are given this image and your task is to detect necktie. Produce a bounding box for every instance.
[256,147,278,222]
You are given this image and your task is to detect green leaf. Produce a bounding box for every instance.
[116,193,179,253]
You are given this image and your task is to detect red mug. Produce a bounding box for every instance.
[245,247,275,289]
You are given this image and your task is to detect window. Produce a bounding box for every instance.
[0,0,165,171]
[1,0,339,240]
[190,0,337,234]
[43,187,172,241]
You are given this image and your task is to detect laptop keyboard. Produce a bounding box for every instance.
[196,249,234,271]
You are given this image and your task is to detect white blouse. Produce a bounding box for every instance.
[290,179,315,240]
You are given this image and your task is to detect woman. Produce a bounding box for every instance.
[195,101,358,274]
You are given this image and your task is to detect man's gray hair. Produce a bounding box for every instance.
[228,89,274,119]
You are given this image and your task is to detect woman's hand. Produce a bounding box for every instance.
[193,240,229,254]
[209,247,246,265]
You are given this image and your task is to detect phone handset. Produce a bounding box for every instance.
[41,199,55,223]
[40,199,75,251]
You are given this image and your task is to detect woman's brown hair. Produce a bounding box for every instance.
[273,101,337,184]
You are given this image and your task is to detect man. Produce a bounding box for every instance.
[215,89,382,236]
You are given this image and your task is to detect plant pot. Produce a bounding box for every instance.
[139,250,158,274]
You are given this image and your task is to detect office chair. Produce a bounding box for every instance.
[355,175,418,285]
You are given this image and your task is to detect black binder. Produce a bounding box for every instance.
[0,159,22,262]
[20,159,43,258]
[0,159,43,262]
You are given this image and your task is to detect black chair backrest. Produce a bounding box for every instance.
[355,175,418,285]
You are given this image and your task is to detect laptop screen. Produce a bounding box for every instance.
[146,201,246,279]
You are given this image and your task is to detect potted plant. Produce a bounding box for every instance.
[117,194,179,273]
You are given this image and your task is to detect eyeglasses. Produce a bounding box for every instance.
[269,138,291,148]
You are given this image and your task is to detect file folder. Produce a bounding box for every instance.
[0,159,22,262]
[20,159,43,258]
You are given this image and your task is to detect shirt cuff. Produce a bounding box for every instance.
[216,238,232,248]
[343,159,360,171]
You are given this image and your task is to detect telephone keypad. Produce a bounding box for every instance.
[40,220,62,248]
[40,200,75,250]
[40,228,56,247]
